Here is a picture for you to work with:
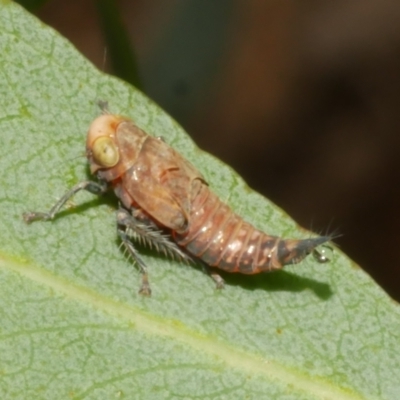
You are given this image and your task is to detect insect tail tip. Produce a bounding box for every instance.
[313,235,332,246]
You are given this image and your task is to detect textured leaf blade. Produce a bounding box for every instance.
[1,2,400,399]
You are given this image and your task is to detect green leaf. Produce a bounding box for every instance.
[1,2,400,399]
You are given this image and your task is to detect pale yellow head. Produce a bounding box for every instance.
[86,114,124,173]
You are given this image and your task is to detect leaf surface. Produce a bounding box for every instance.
[1,3,400,399]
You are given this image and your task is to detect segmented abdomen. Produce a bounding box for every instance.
[174,182,288,274]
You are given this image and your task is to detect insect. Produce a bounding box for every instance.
[23,104,332,296]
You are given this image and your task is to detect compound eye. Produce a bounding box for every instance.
[91,136,119,167]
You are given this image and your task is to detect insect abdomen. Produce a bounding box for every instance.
[175,182,329,274]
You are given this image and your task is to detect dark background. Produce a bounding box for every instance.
[21,0,400,301]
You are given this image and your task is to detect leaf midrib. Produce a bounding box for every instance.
[0,251,366,400]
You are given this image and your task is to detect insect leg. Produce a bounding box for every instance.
[23,180,108,223]
[117,207,227,292]
[201,263,225,290]
[117,207,202,295]
[117,228,152,296]
[116,207,193,264]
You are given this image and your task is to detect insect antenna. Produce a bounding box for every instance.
[98,100,111,114]
[94,47,112,116]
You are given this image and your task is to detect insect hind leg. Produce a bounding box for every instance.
[117,207,227,293]
[117,207,193,264]
[116,207,194,295]
[199,262,225,290]
[117,229,151,296]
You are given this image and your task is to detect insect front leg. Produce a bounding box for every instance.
[23,180,109,223]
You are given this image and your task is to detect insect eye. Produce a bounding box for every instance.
[91,136,119,167]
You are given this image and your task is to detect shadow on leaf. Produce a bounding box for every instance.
[46,191,334,301]
[118,238,333,300]
[219,269,333,300]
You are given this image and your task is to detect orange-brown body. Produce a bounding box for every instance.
[86,114,330,274]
